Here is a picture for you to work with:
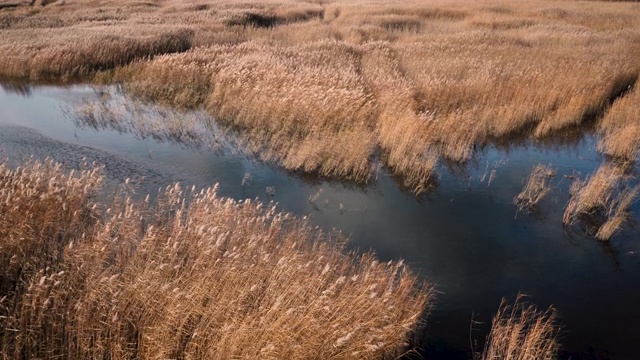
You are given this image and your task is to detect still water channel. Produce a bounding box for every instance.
[1,83,639,359]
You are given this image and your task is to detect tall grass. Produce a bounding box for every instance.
[563,163,639,240]
[113,40,378,182]
[479,295,559,360]
[0,26,193,80]
[0,158,431,359]
[2,0,640,191]
[598,81,640,161]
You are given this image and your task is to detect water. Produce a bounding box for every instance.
[1,84,639,359]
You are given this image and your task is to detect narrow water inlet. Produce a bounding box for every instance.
[1,83,639,359]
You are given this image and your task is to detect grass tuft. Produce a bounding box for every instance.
[479,295,559,360]
[514,164,556,214]
[563,163,638,240]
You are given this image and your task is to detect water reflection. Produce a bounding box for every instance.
[0,78,33,97]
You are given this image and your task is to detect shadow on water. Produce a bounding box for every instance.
[0,76,89,97]
[1,82,640,360]
[0,80,33,97]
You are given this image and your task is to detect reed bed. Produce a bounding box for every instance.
[2,0,640,191]
[563,163,639,240]
[479,295,559,360]
[0,25,193,80]
[122,41,378,182]
[0,158,431,359]
[598,81,640,161]
[0,158,103,325]
[514,164,555,214]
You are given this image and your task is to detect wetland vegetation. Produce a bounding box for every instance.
[0,159,429,359]
[0,159,560,359]
[1,0,640,359]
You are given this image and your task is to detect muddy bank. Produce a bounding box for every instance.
[0,125,176,195]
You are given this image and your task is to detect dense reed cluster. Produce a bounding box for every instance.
[1,0,639,192]
[598,81,640,162]
[563,163,639,240]
[478,296,559,360]
[0,158,431,359]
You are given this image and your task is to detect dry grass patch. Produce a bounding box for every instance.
[514,164,556,214]
[0,158,102,316]
[0,158,431,359]
[598,81,640,161]
[0,26,193,80]
[116,40,378,182]
[563,163,639,240]
[478,295,559,360]
[595,186,640,240]
[2,0,640,191]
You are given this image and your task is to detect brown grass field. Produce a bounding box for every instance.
[598,81,640,161]
[0,158,430,359]
[0,159,561,359]
[1,0,639,193]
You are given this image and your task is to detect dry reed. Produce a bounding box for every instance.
[563,163,638,240]
[2,0,640,191]
[595,184,640,240]
[479,295,559,360]
[598,81,640,161]
[0,158,431,359]
[514,164,555,214]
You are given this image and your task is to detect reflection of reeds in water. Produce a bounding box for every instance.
[308,187,323,209]
[514,164,555,214]
[563,163,639,240]
[478,295,559,360]
[0,80,32,96]
[0,158,432,359]
[68,88,237,154]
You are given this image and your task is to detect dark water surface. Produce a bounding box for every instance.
[1,84,639,359]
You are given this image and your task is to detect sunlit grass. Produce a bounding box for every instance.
[479,295,559,360]
[598,81,640,162]
[0,158,431,359]
[2,0,639,191]
[563,162,639,240]
[514,164,556,214]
